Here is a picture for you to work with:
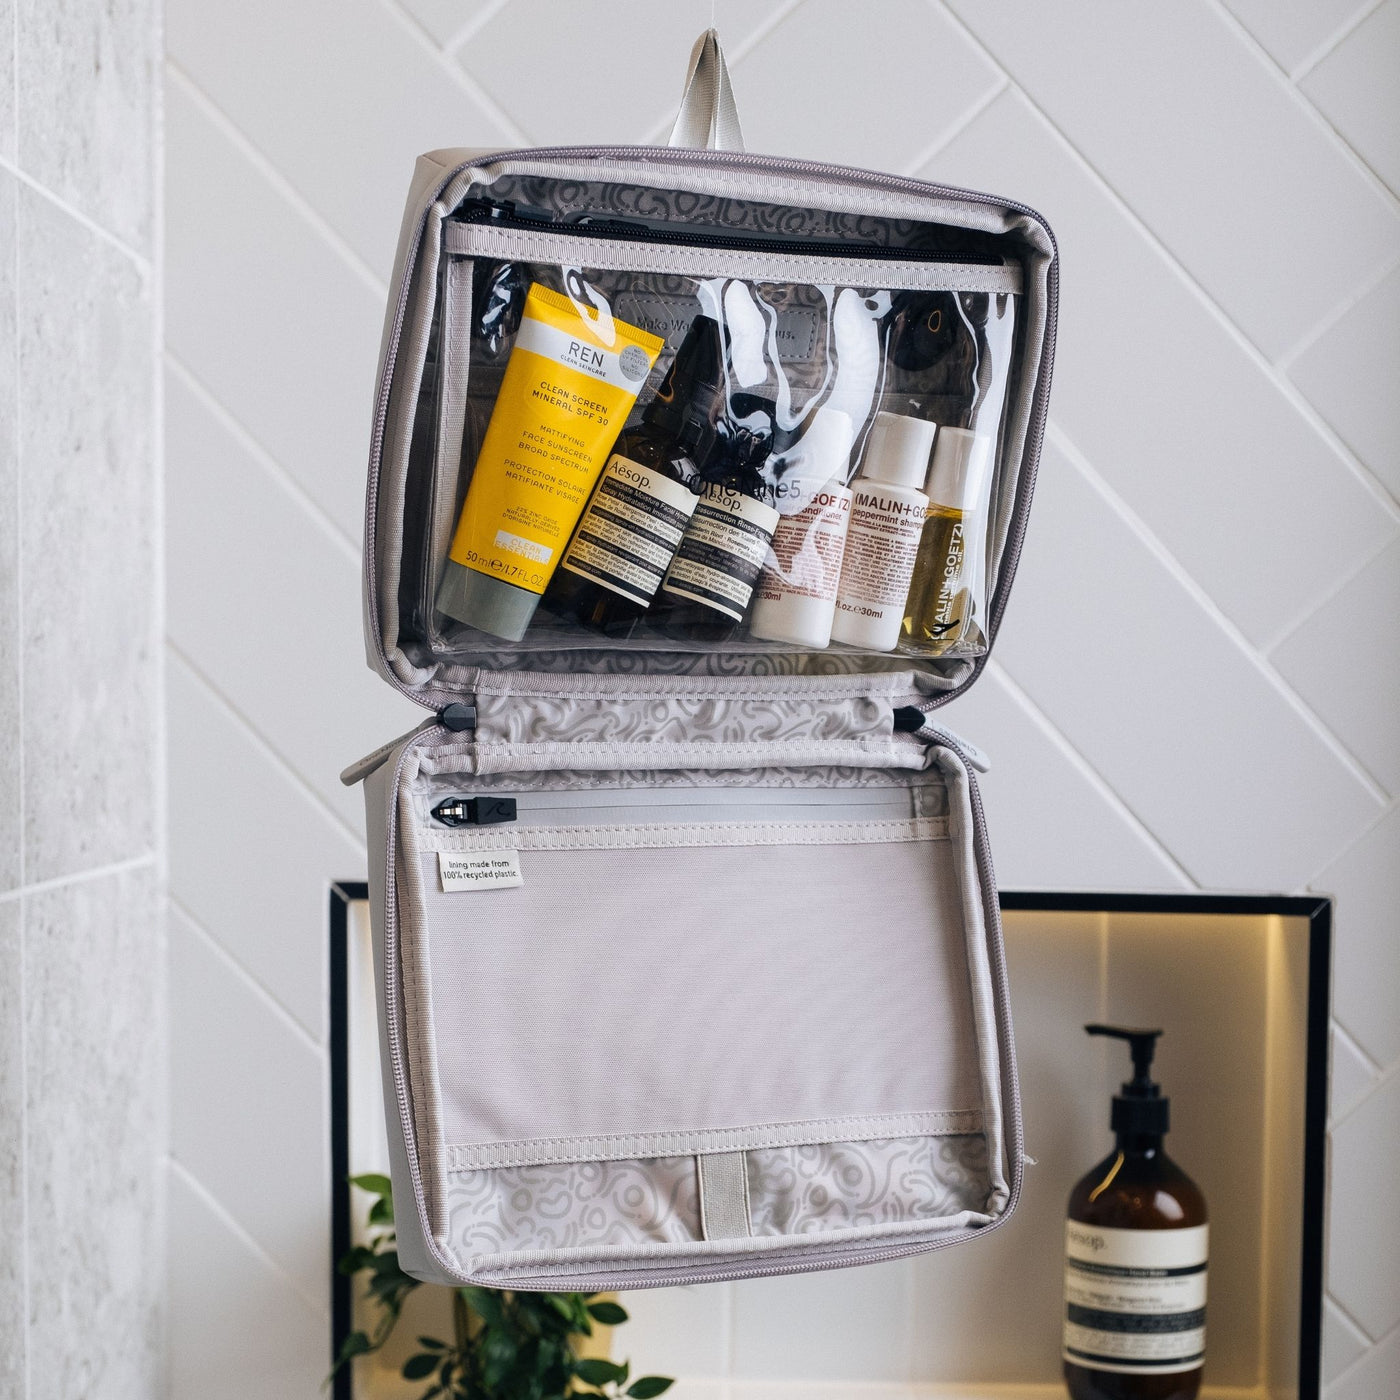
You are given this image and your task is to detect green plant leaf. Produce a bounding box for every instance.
[349,1172,394,1196]
[459,1284,508,1328]
[403,1353,439,1380]
[587,1301,629,1326]
[336,1245,377,1276]
[481,1328,519,1388]
[416,1336,447,1351]
[336,1329,371,1360]
[368,1196,394,1225]
[626,1378,675,1398]
[575,1358,627,1386]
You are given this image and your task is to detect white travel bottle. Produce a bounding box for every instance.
[748,409,856,648]
[830,411,936,652]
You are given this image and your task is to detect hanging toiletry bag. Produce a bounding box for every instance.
[344,32,1058,1291]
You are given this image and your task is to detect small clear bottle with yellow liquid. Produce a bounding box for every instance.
[900,426,994,656]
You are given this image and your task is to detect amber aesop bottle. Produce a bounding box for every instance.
[1064,1025,1208,1400]
[545,316,725,635]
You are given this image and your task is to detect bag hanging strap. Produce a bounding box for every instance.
[667,28,746,152]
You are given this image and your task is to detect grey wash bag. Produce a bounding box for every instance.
[343,33,1057,1291]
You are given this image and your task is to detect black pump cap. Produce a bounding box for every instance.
[1086,1023,1170,1139]
[644,316,726,438]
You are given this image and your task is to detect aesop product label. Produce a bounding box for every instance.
[559,454,697,606]
[660,482,780,621]
[1063,1222,1208,1376]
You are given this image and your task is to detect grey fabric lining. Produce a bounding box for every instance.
[438,1131,990,1270]
[442,219,1024,294]
[383,703,1015,1286]
[698,1152,752,1240]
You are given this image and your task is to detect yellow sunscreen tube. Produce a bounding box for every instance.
[436,283,664,641]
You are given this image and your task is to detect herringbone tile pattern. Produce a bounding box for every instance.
[164,2,1400,1393]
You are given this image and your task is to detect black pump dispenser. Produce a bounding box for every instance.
[1086,1023,1169,1140]
[641,314,726,451]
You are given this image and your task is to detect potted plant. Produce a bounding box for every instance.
[331,1175,674,1400]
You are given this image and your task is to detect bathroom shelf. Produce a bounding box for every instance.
[329,887,1328,1400]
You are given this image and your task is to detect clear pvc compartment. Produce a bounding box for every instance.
[415,199,1020,664]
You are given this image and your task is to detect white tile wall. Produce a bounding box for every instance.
[1288,261,1400,501]
[162,0,1400,1393]
[1300,0,1400,197]
[1221,0,1375,75]
[946,0,1400,361]
[2,0,162,1389]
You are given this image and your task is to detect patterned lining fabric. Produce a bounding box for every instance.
[444,1134,990,1264]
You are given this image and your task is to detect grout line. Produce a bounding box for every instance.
[897,76,1010,178]
[0,854,159,907]
[11,12,26,1378]
[163,63,389,302]
[725,0,810,64]
[637,0,811,145]
[18,908,29,1395]
[171,895,328,1055]
[1206,0,1400,220]
[0,153,153,279]
[371,0,532,147]
[1331,1018,1386,1084]
[1325,1289,1376,1351]
[1327,1292,1388,1355]
[926,0,1400,531]
[164,645,370,857]
[442,0,514,56]
[1289,0,1388,83]
[164,353,363,565]
[984,660,1200,888]
[1275,247,1400,371]
[1048,421,1393,807]
[152,19,172,1387]
[168,1157,331,1319]
[1324,1051,1398,1136]
[1258,529,1397,658]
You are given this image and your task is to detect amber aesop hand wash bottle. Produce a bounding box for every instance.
[1064,1025,1207,1400]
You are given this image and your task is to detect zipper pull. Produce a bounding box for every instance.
[431,796,517,827]
[438,703,477,732]
[340,718,437,787]
[892,706,991,773]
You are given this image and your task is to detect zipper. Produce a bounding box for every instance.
[339,703,477,787]
[363,145,1057,716]
[428,783,923,827]
[454,196,1006,266]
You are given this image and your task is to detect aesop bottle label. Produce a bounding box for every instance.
[661,482,780,621]
[1064,1222,1208,1376]
[559,454,698,606]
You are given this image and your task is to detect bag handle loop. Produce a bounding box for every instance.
[667,28,746,153]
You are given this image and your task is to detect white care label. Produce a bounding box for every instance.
[1064,1221,1208,1376]
[438,849,523,892]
